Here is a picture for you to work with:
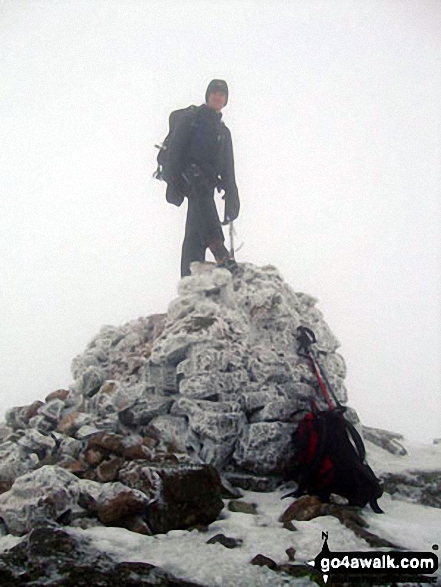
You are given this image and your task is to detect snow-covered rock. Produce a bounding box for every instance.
[1,261,417,541]
[66,262,350,480]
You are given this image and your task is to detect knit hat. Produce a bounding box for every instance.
[205,79,229,105]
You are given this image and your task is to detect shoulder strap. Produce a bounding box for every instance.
[343,418,367,462]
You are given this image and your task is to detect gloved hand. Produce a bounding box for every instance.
[222,190,240,224]
[165,183,184,207]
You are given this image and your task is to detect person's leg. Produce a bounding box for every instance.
[180,166,237,276]
[181,195,207,277]
[188,172,231,263]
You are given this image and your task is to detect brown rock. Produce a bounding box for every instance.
[98,381,117,396]
[87,432,125,455]
[282,520,298,532]
[57,412,84,435]
[96,457,125,483]
[123,444,154,461]
[24,401,44,424]
[45,389,69,403]
[279,495,325,522]
[250,554,277,569]
[83,447,105,467]
[142,436,158,449]
[62,459,88,476]
[95,488,147,525]
[119,462,224,534]
[122,515,152,535]
[285,547,296,561]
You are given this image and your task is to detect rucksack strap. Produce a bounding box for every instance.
[343,418,367,462]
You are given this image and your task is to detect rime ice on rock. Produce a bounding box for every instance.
[67,261,349,480]
[0,262,357,535]
[3,263,351,486]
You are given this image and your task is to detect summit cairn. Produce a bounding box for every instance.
[0,262,353,535]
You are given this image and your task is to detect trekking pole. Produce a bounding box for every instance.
[296,326,336,411]
[309,347,344,410]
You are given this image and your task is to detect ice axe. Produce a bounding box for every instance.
[225,221,243,258]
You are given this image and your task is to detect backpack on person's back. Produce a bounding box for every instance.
[153,105,198,183]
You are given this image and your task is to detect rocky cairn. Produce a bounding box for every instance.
[0,262,372,539]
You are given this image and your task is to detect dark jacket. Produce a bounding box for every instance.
[164,104,239,221]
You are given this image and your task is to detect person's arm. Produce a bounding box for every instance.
[221,128,240,223]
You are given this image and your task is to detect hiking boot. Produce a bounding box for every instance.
[217,258,241,275]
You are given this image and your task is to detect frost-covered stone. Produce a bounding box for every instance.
[233,422,296,475]
[0,466,80,535]
[58,436,83,460]
[5,402,44,431]
[0,526,201,586]
[17,429,56,459]
[118,398,173,428]
[362,426,407,456]
[76,425,102,439]
[145,361,179,394]
[381,470,441,508]
[78,365,105,398]
[0,425,13,442]
[145,415,197,454]
[172,400,246,468]
[0,442,39,488]
[38,398,65,424]
[249,398,301,423]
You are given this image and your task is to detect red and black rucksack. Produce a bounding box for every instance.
[292,405,384,512]
[287,326,384,513]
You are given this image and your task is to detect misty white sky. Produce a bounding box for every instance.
[1,0,440,441]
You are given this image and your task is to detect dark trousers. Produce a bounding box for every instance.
[180,169,226,277]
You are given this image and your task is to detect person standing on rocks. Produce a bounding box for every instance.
[162,80,240,277]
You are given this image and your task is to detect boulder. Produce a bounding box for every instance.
[381,470,441,508]
[362,425,407,456]
[0,466,80,535]
[118,461,224,534]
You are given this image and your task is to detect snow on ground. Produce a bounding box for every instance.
[0,440,440,586]
[366,437,441,475]
[68,484,440,587]
[66,488,366,587]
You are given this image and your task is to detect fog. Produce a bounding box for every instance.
[1,0,440,441]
